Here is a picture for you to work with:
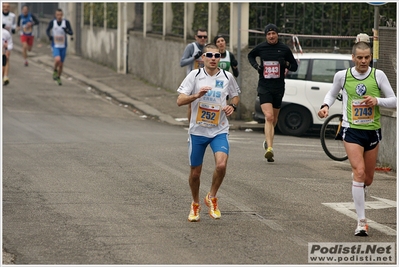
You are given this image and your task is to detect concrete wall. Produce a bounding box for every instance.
[128,32,187,93]
[238,47,260,120]
[376,27,397,171]
[36,18,51,43]
[80,26,118,71]
[378,109,397,170]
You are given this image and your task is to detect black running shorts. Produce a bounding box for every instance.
[340,127,382,151]
[258,88,285,109]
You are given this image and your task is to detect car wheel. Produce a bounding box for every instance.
[277,105,312,136]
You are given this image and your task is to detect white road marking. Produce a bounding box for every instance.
[323,197,396,236]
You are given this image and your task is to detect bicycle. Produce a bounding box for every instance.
[320,113,348,161]
[320,93,348,161]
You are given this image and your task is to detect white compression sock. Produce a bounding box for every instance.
[352,180,366,221]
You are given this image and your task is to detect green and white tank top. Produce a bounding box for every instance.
[218,51,231,71]
[343,68,381,130]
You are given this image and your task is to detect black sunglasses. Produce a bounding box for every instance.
[197,35,208,39]
[203,52,221,58]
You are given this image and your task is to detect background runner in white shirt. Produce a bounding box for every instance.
[46,8,74,86]
[2,2,16,85]
[2,27,13,85]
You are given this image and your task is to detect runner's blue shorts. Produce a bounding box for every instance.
[188,133,229,167]
[340,127,382,151]
[52,47,67,62]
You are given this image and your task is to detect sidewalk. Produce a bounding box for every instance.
[10,36,262,131]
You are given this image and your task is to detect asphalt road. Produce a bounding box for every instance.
[3,51,397,265]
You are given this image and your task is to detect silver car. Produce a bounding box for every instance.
[253,53,354,136]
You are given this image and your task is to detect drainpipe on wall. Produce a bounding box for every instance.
[123,2,128,74]
[236,3,242,120]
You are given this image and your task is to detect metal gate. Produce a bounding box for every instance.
[27,2,58,18]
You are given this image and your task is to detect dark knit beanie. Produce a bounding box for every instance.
[264,23,279,34]
[213,35,225,45]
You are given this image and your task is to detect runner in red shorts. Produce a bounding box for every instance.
[16,5,39,66]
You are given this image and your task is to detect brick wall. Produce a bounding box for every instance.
[379,27,397,95]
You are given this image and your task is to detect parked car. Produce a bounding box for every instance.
[253,53,354,136]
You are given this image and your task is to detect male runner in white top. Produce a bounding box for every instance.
[2,2,16,85]
[46,8,73,86]
[177,44,240,222]
[2,28,13,84]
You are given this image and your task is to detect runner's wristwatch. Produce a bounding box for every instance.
[229,104,237,111]
[320,104,329,109]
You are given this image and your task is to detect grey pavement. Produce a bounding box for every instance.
[4,35,262,265]
[9,36,261,131]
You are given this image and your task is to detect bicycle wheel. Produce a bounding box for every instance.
[320,114,348,161]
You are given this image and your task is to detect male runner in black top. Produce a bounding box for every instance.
[248,23,298,162]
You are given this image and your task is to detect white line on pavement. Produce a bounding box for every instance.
[323,197,396,236]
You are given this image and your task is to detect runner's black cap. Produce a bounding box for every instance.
[264,23,279,34]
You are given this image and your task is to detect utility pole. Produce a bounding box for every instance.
[369,2,387,68]
[373,5,380,68]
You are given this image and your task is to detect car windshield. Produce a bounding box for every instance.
[286,57,353,83]
[286,59,309,80]
[311,59,352,83]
